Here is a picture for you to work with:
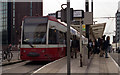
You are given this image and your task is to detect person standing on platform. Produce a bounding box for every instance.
[97,38,101,54]
[93,40,96,54]
[71,35,79,58]
[105,36,110,58]
[89,39,93,56]
[100,35,106,57]
[70,38,72,57]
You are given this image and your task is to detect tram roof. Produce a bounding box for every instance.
[23,16,81,37]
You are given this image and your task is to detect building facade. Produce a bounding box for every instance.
[0,2,43,48]
[116,11,120,43]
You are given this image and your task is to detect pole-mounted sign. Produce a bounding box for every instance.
[55,10,84,23]
[56,11,61,19]
[73,10,84,18]
[56,10,84,18]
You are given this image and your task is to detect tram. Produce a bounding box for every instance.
[20,16,80,61]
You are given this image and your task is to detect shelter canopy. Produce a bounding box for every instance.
[71,23,106,39]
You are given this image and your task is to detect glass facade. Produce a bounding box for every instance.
[13,2,15,27]
[0,2,43,46]
[12,1,16,45]
[1,2,16,45]
[0,2,2,46]
[2,2,8,45]
[0,3,2,32]
[116,12,120,42]
[30,1,32,16]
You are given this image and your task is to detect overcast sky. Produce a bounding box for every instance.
[43,0,120,43]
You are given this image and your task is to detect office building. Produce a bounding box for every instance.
[116,2,120,43]
[0,2,43,48]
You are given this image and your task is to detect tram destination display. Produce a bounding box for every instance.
[24,17,48,24]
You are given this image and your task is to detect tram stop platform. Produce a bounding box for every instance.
[32,54,120,75]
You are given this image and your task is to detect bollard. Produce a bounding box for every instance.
[80,53,83,67]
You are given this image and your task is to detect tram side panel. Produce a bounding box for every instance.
[20,46,66,61]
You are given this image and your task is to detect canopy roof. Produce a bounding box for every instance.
[90,23,106,39]
[71,23,106,39]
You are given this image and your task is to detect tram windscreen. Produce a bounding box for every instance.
[22,21,47,44]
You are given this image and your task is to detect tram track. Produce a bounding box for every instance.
[2,60,50,74]
[20,66,42,75]
[109,53,120,66]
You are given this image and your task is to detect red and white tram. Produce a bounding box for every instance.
[20,16,79,61]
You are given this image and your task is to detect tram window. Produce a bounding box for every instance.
[23,23,47,44]
[58,31,65,44]
[48,29,58,44]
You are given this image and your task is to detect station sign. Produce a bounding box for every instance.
[56,11,61,19]
[73,10,84,18]
[83,12,93,25]
[56,10,84,19]
[48,9,84,23]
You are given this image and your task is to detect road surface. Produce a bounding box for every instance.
[2,60,50,74]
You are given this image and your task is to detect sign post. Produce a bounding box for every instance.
[67,0,71,75]
[80,19,83,67]
[56,10,84,19]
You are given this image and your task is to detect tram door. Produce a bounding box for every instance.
[58,31,66,57]
[48,29,59,58]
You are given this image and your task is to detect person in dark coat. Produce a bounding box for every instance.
[88,39,93,56]
[100,35,106,57]
[105,36,110,58]
[71,35,79,58]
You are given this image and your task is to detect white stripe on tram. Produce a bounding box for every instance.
[21,44,66,48]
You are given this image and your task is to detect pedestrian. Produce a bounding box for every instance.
[97,38,101,54]
[99,35,106,57]
[105,36,110,58]
[71,35,79,58]
[70,38,72,56]
[89,39,93,56]
[94,39,98,54]
[118,47,120,53]
[112,48,114,53]
[93,40,96,54]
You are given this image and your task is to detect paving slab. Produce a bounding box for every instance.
[32,54,120,74]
